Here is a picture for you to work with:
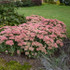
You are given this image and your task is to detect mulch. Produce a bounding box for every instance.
[0,53,45,70]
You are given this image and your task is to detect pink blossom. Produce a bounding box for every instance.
[29,47,34,51]
[37,34,43,39]
[15,36,22,42]
[24,46,29,51]
[48,47,52,50]
[17,50,20,55]
[12,29,20,34]
[6,40,14,46]
[0,36,7,41]
[25,52,29,55]
[0,31,5,34]
[18,43,23,46]
[60,42,63,46]
[9,36,14,39]
[54,43,58,48]
[8,34,14,37]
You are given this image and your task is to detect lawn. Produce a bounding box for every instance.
[17,4,70,38]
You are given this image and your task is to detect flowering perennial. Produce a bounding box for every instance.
[0,15,66,58]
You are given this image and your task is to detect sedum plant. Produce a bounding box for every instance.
[0,15,66,58]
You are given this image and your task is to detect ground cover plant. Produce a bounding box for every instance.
[0,58,31,70]
[0,15,66,58]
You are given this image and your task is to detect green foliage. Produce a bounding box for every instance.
[64,0,70,5]
[32,0,42,6]
[44,0,56,4]
[22,0,34,7]
[0,58,7,67]
[0,0,26,26]
[15,1,23,7]
[0,58,32,70]
[16,0,42,7]
[0,43,20,56]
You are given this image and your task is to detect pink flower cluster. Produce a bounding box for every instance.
[0,15,66,57]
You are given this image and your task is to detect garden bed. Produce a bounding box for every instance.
[0,38,70,70]
[0,1,70,70]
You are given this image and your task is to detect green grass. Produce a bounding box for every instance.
[17,4,70,38]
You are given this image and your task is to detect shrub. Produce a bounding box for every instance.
[21,0,34,7]
[0,15,66,58]
[21,0,42,7]
[0,0,26,26]
[64,0,70,5]
[32,0,42,6]
[15,1,23,7]
[44,0,56,4]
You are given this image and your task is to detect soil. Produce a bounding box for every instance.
[0,53,45,70]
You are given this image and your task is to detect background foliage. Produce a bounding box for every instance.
[0,0,26,26]
[15,0,42,7]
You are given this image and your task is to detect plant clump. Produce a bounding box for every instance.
[0,15,66,58]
